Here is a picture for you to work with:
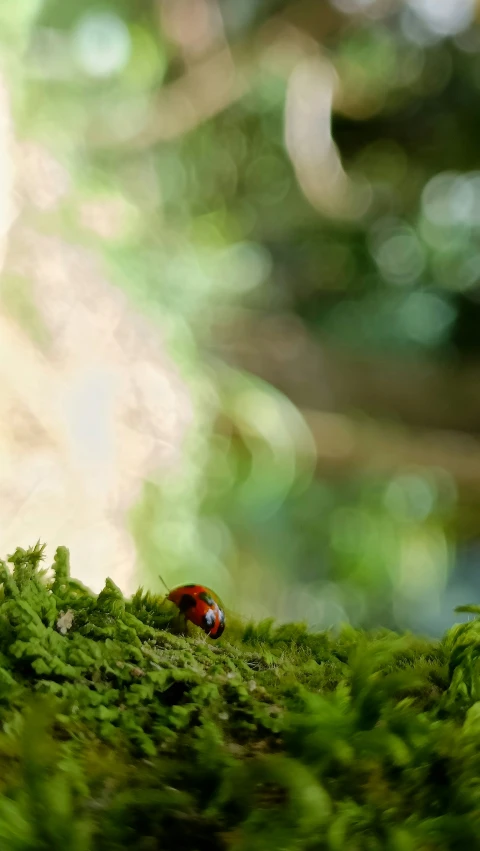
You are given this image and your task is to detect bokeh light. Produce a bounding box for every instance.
[73,11,131,78]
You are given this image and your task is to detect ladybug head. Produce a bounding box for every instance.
[202,605,225,639]
[209,607,225,639]
[202,608,216,632]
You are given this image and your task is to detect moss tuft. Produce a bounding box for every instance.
[0,544,476,849]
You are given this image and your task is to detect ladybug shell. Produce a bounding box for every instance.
[167,584,225,639]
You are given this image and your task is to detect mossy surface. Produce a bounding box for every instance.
[0,544,477,849]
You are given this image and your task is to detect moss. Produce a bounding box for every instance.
[0,543,476,848]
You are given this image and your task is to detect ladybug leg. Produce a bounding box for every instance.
[177,593,196,637]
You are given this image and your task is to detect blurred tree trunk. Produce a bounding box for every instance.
[215,312,480,433]
[213,312,480,495]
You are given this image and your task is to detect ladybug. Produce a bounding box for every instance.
[160,577,225,639]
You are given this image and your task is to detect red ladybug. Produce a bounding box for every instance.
[160,577,225,639]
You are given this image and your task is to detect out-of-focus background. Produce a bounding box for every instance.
[1,0,480,635]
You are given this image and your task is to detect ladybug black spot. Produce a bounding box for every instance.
[178,593,196,613]
[199,591,214,606]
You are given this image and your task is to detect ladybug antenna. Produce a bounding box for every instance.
[158,573,170,594]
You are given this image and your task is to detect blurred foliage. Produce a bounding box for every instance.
[2,0,480,633]
[0,543,479,848]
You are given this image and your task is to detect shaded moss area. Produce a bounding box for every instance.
[0,544,477,849]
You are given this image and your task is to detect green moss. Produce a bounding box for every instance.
[0,543,476,848]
